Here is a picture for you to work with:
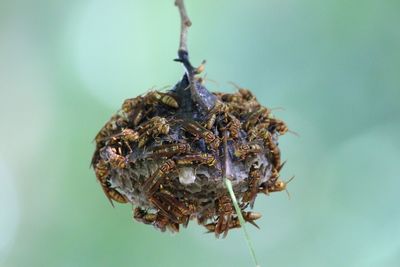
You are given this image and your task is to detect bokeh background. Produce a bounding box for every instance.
[1,0,399,266]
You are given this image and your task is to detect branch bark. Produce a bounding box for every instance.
[175,0,192,53]
[174,0,217,112]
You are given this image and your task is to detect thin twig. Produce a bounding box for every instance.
[223,131,260,267]
[224,179,260,267]
[175,0,192,53]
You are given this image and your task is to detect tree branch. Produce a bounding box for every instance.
[173,0,217,112]
[175,0,192,53]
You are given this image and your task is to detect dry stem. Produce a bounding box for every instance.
[175,0,192,53]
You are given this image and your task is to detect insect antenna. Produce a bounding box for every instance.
[284,175,295,199]
[270,107,286,112]
[228,81,243,91]
[288,129,300,137]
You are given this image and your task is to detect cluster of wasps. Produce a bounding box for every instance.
[91,65,293,238]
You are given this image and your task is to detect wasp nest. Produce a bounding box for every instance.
[91,52,291,237]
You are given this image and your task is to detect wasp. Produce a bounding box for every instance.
[121,96,142,114]
[121,97,148,126]
[247,121,271,141]
[159,190,195,217]
[149,190,194,224]
[238,88,255,101]
[234,143,263,159]
[138,117,170,147]
[145,91,179,109]
[204,100,230,129]
[196,208,215,225]
[142,159,176,196]
[154,212,180,233]
[221,93,242,104]
[217,112,241,139]
[118,128,139,142]
[148,143,191,158]
[133,207,180,233]
[234,87,260,110]
[244,100,261,111]
[260,175,295,199]
[134,207,157,225]
[205,100,242,132]
[266,167,280,188]
[225,114,241,138]
[205,211,262,233]
[212,92,225,99]
[122,96,155,127]
[105,184,128,203]
[257,129,281,168]
[205,113,217,130]
[228,82,252,99]
[98,128,139,149]
[153,211,180,233]
[132,108,145,127]
[228,82,258,105]
[182,121,220,150]
[175,153,217,167]
[94,160,128,205]
[99,128,138,153]
[138,116,170,134]
[207,195,233,238]
[242,165,262,206]
[268,176,295,193]
[94,159,112,200]
[241,211,262,227]
[244,107,272,130]
[100,146,127,169]
[212,194,234,238]
[94,114,124,144]
[95,159,109,181]
[268,118,289,135]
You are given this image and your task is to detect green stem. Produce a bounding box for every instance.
[224,178,260,267]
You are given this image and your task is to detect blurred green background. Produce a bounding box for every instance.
[1,0,399,266]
